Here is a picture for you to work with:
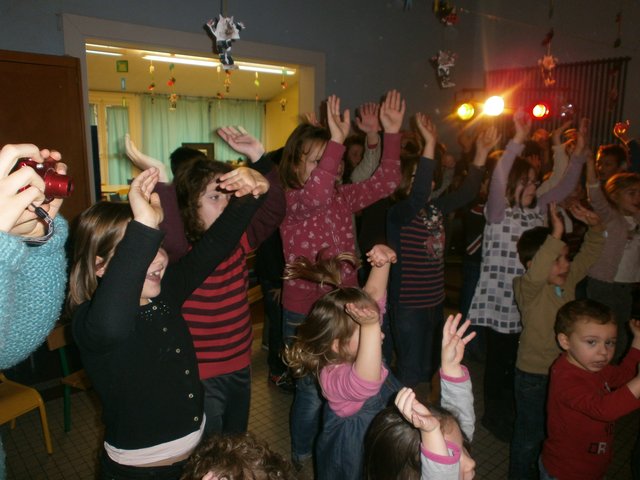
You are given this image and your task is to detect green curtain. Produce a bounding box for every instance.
[106,106,131,185]
[210,99,265,162]
[140,95,265,180]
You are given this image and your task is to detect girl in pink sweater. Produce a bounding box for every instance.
[285,245,400,479]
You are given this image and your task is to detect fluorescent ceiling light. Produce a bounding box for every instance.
[86,50,123,57]
[143,54,218,68]
[142,54,295,75]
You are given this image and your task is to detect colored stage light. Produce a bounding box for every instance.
[457,103,475,121]
[532,103,550,119]
[483,96,504,116]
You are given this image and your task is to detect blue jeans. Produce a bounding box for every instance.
[201,366,251,435]
[389,303,443,388]
[538,456,557,480]
[284,309,323,463]
[261,279,287,376]
[509,369,549,480]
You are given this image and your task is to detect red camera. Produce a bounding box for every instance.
[13,158,74,202]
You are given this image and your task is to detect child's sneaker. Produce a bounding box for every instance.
[268,371,295,393]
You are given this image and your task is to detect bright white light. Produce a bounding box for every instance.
[86,50,123,57]
[483,96,505,116]
[143,55,219,68]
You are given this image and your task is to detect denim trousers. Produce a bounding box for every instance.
[260,279,287,376]
[509,369,549,480]
[538,456,557,480]
[201,366,251,435]
[283,308,323,463]
[482,329,519,437]
[389,302,443,388]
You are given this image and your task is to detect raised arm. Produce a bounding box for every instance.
[537,119,589,210]
[585,151,614,224]
[486,111,530,223]
[363,244,396,303]
[351,102,382,182]
[125,134,169,182]
[537,121,572,196]
[387,113,436,224]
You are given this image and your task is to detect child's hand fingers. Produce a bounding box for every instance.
[462,331,477,344]
[455,318,471,338]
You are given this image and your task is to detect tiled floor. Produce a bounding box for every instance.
[4,328,639,479]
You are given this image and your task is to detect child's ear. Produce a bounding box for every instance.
[331,338,341,355]
[557,333,570,351]
[95,256,106,278]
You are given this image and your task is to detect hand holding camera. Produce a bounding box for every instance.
[0,143,71,237]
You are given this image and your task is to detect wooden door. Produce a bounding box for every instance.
[0,49,92,223]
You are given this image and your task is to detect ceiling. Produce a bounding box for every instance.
[85,44,299,101]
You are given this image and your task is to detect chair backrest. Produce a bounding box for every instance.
[46,324,72,351]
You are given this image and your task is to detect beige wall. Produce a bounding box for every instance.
[264,83,299,152]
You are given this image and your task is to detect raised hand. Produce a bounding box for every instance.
[345,302,380,327]
[379,90,406,134]
[551,120,573,146]
[613,120,631,144]
[218,166,269,197]
[574,118,590,155]
[356,102,381,134]
[303,111,322,127]
[124,134,168,182]
[128,167,163,229]
[549,202,564,239]
[415,113,437,154]
[395,387,441,434]
[366,244,397,268]
[513,109,532,144]
[441,313,475,378]
[217,126,265,163]
[568,203,602,229]
[326,95,350,144]
[476,125,501,156]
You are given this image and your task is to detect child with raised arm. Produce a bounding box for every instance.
[466,113,588,441]
[585,150,640,361]
[364,314,477,480]
[509,203,605,479]
[278,91,403,468]
[387,112,497,387]
[128,128,285,435]
[540,300,640,480]
[68,167,267,479]
[285,245,400,480]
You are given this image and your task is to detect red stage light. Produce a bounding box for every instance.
[531,103,550,119]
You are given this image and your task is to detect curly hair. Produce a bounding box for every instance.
[283,252,376,378]
[174,157,233,243]
[180,432,296,480]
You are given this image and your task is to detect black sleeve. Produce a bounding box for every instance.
[248,155,273,175]
[434,165,485,215]
[73,221,164,351]
[162,193,265,304]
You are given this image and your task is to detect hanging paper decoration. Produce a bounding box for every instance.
[608,65,621,110]
[204,14,245,70]
[434,0,459,26]
[254,72,260,87]
[281,70,288,90]
[216,92,224,100]
[430,50,457,89]
[169,93,179,111]
[538,29,558,87]
[280,98,287,112]
[613,11,622,48]
[224,70,232,93]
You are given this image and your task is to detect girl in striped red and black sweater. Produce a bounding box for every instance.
[386,114,496,388]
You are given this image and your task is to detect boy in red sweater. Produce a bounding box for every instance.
[540,299,640,480]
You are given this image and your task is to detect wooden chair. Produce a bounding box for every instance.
[0,373,53,454]
[46,323,91,432]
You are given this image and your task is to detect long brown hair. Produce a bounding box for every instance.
[283,252,376,377]
[278,123,330,190]
[67,202,132,312]
[174,157,233,243]
[505,157,537,208]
